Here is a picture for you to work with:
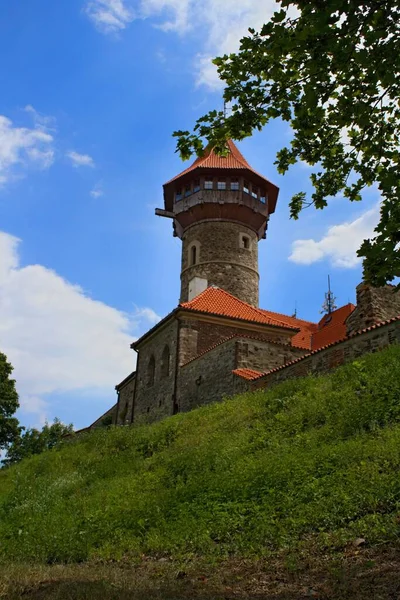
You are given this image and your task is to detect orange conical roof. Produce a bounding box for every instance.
[163,139,279,214]
[165,140,253,184]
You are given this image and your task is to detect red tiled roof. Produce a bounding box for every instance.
[247,314,400,383]
[232,368,263,381]
[257,308,318,349]
[311,303,355,351]
[180,287,299,331]
[165,140,255,184]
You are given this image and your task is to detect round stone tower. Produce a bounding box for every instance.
[156,140,279,307]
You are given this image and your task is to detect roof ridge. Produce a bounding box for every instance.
[259,307,317,326]
[181,286,296,329]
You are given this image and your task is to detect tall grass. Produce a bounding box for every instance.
[1,345,400,564]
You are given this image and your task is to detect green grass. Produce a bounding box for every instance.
[1,345,400,565]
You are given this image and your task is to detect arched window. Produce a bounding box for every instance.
[188,241,200,267]
[161,345,170,378]
[147,355,155,387]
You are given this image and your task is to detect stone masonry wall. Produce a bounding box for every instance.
[177,337,305,413]
[235,339,306,372]
[177,338,238,412]
[115,375,136,425]
[346,284,400,335]
[133,320,179,424]
[251,319,400,393]
[180,221,259,306]
[178,317,294,365]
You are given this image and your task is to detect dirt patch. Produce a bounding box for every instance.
[1,547,400,599]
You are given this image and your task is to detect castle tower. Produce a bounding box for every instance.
[156,140,279,307]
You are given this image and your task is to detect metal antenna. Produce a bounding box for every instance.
[292,301,297,319]
[320,275,338,315]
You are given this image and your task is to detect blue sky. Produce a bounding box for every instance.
[0,0,380,430]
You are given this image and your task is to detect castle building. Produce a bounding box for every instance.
[84,141,400,431]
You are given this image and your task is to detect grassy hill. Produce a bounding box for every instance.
[1,345,400,597]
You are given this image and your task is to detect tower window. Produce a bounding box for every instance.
[260,191,266,204]
[243,180,249,194]
[217,180,226,190]
[147,355,155,387]
[175,189,183,202]
[193,179,200,192]
[188,241,200,266]
[230,179,239,191]
[251,186,258,199]
[204,179,213,190]
[241,234,250,250]
[184,184,192,197]
[191,245,197,266]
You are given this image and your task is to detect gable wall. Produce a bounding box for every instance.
[134,319,179,424]
[178,317,294,365]
[177,337,305,413]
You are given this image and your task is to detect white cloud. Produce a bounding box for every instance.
[84,0,134,33]
[289,204,380,268]
[90,181,104,198]
[0,114,54,185]
[132,306,161,327]
[24,105,57,133]
[0,231,159,425]
[85,0,278,88]
[67,150,95,168]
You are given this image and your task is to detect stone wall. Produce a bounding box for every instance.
[178,338,238,412]
[178,317,295,365]
[346,284,400,335]
[115,374,136,425]
[235,339,306,372]
[133,320,179,424]
[177,336,305,413]
[180,221,260,306]
[251,318,400,392]
[89,403,118,429]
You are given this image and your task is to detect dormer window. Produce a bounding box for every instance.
[193,179,200,192]
[243,180,249,194]
[204,179,213,190]
[176,189,183,201]
[251,186,258,199]
[184,184,192,197]
[217,180,226,190]
[230,179,239,191]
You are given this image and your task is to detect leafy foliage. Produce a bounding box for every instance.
[0,352,20,451]
[1,345,400,563]
[3,419,74,467]
[174,0,400,286]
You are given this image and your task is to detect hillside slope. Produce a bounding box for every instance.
[1,345,400,565]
